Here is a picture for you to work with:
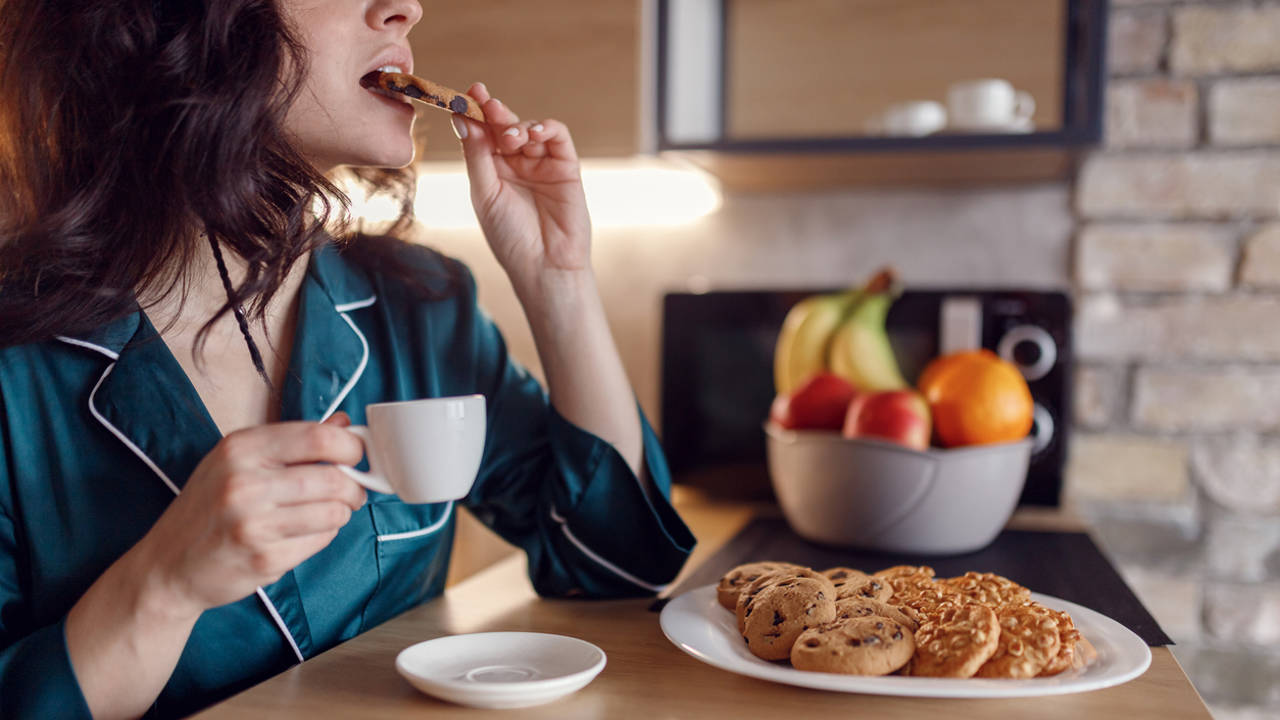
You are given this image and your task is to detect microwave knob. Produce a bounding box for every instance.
[997,325,1057,382]
[1030,402,1055,455]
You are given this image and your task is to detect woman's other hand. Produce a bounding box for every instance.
[452,83,592,294]
[139,416,367,616]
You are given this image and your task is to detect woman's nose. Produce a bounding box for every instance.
[369,0,422,31]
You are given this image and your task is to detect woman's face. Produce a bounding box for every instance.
[279,0,423,173]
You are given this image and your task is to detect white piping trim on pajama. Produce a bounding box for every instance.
[55,336,120,361]
[319,297,375,422]
[375,501,454,542]
[56,336,307,664]
[333,296,377,313]
[549,506,669,594]
[255,588,305,663]
[87,364,183,496]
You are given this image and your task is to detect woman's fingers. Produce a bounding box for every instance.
[481,96,520,127]
[267,465,367,510]
[496,119,577,160]
[260,501,355,542]
[458,83,501,194]
[219,422,365,469]
[461,84,577,161]
[526,118,577,161]
[322,411,352,427]
[467,81,491,105]
[245,528,345,580]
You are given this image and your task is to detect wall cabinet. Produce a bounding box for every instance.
[407,0,1106,189]
[408,1,645,162]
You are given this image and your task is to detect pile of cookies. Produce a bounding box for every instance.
[716,562,1088,678]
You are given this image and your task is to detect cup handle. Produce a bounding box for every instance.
[335,425,396,496]
[1014,91,1036,122]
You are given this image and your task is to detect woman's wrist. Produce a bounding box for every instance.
[510,266,599,327]
[65,535,203,719]
[121,533,207,624]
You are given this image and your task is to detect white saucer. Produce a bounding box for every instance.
[395,632,606,709]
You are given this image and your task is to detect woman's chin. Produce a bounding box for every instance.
[347,146,416,170]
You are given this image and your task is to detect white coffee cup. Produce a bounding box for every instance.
[875,100,947,137]
[336,394,486,504]
[946,79,1035,131]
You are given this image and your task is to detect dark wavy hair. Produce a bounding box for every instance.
[0,0,458,379]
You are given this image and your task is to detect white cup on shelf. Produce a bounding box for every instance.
[946,79,1035,132]
[871,100,948,137]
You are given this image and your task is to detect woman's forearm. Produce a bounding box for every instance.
[514,269,646,482]
[64,539,201,720]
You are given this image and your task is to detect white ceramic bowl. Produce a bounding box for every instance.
[765,424,1033,555]
[395,632,606,709]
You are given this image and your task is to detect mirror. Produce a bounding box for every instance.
[659,0,1104,150]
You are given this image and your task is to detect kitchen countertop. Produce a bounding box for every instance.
[195,489,1212,719]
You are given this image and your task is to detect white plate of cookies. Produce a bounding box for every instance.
[658,563,1151,698]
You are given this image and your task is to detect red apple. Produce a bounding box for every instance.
[770,373,858,430]
[769,393,796,428]
[842,389,932,450]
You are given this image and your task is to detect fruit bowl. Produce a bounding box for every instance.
[764,423,1034,555]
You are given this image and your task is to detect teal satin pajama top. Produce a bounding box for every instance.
[0,240,695,718]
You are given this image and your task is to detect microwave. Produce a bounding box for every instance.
[659,289,1072,507]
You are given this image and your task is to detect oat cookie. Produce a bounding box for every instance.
[975,603,1061,678]
[1037,607,1081,677]
[890,576,965,617]
[908,603,1001,678]
[833,596,921,631]
[717,561,802,611]
[791,616,915,676]
[735,568,836,632]
[740,577,837,661]
[939,571,1032,607]
[877,566,944,605]
[874,565,935,584]
[1073,635,1098,670]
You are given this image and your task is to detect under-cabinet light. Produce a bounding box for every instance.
[348,158,722,231]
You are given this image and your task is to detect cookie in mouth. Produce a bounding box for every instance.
[359,70,486,123]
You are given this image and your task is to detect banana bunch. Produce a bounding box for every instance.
[773,269,909,395]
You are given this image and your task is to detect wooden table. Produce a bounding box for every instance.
[197,491,1212,719]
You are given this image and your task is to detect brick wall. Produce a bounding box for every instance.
[1072,1,1280,715]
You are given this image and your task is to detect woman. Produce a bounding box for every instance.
[0,1,694,717]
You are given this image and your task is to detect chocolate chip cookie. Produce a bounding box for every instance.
[740,577,837,661]
[735,568,836,633]
[717,561,803,611]
[791,616,915,676]
[833,596,921,632]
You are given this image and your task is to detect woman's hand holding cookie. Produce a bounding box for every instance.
[451,82,592,297]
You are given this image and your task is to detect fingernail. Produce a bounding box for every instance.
[532,123,544,133]
[451,115,468,140]
[503,127,520,137]
[476,82,488,95]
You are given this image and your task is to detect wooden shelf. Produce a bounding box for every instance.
[670,146,1079,192]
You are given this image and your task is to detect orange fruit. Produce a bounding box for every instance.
[917,351,1033,447]
[916,349,998,397]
